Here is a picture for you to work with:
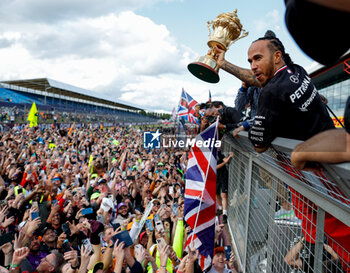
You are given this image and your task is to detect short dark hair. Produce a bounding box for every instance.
[254,30,294,68]
[211,101,225,109]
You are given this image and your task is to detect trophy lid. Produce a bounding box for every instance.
[214,10,243,30]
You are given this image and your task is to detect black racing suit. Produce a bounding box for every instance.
[248,64,334,148]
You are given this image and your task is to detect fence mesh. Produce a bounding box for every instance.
[223,134,350,273]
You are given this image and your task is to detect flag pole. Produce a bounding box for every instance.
[190,117,219,247]
[175,88,184,137]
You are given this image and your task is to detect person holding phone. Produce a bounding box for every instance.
[46,205,62,235]
[40,224,58,254]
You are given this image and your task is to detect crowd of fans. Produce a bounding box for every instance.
[1,2,349,272]
[0,126,239,273]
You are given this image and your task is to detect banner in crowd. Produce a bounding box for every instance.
[27,102,38,127]
[131,199,155,242]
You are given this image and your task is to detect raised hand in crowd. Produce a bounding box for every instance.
[112,240,125,273]
[228,251,240,273]
[178,255,189,273]
[64,250,79,270]
[0,206,9,225]
[215,224,225,242]
[186,247,199,273]
[78,245,92,273]
[13,231,25,251]
[0,242,13,267]
[57,232,67,249]
[134,244,145,264]
[158,243,170,273]
[1,216,15,229]
[11,247,30,273]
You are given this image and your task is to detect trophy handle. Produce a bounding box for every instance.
[227,29,249,49]
[207,21,212,37]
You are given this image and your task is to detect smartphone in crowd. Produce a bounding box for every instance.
[82,238,94,254]
[145,219,154,232]
[154,219,164,233]
[81,207,94,215]
[31,211,39,220]
[169,186,174,195]
[62,239,71,252]
[61,223,71,237]
[224,245,232,261]
[110,230,133,249]
[153,214,160,222]
[172,203,178,216]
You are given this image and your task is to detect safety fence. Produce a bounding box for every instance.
[222,132,350,273]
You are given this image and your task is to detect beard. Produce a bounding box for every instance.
[120,211,128,217]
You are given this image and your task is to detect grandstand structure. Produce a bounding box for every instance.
[309,51,350,117]
[0,78,156,124]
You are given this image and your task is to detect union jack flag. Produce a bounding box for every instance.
[179,89,199,124]
[184,121,218,258]
[177,105,189,120]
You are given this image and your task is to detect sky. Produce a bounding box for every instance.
[0,0,317,112]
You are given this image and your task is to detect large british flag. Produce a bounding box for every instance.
[179,89,199,124]
[184,121,218,258]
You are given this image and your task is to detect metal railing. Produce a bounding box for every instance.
[222,132,350,273]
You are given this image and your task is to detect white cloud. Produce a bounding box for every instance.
[0,10,198,111]
[0,0,171,24]
[0,0,241,113]
[253,9,282,33]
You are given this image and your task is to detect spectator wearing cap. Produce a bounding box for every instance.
[97,178,108,195]
[139,231,148,249]
[148,200,161,219]
[90,192,101,204]
[86,175,102,200]
[87,178,108,208]
[204,247,231,273]
[156,162,168,179]
[113,202,130,226]
[40,223,58,254]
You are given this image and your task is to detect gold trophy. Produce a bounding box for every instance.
[188,10,248,83]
